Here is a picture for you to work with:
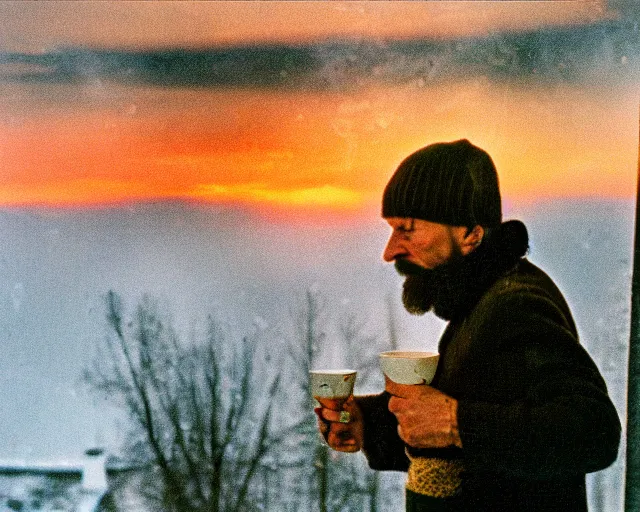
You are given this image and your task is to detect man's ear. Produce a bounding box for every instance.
[460,225,485,256]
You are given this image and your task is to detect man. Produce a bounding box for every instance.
[316,139,621,511]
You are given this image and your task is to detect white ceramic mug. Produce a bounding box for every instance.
[379,351,439,385]
[310,369,357,409]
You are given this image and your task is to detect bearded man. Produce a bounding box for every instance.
[316,139,621,511]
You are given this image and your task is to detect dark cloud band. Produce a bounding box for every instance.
[0,18,637,89]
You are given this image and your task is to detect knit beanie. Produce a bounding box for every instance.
[382,139,502,228]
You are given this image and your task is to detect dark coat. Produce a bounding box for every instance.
[357,222,621,511]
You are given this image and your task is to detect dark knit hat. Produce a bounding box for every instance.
[382,139,502,228]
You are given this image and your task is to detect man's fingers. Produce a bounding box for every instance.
[385,379,409,397]
[315,399,363,453]
[386,380,428,398]
[315,408,329,426]
[329,443,359,453]
[321,408,351,423]
[314,408,330,440]
[328,428,358,452]
[388,395,408,415]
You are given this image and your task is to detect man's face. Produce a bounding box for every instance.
[382,217,467,270]
[382,217,480,315]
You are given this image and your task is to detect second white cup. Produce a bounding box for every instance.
[379,351,440,385]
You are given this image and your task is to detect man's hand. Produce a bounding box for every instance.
[386,378,462,449]
[315,396,364,453]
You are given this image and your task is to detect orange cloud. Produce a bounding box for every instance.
[0,80,635,215]
[192,183,362,209]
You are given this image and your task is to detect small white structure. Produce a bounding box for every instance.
[81,448,108,492]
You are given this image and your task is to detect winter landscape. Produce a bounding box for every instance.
[0,198,633,510]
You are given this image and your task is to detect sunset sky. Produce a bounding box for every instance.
[0,1,638,220]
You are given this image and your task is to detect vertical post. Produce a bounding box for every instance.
[82,447,108,492]
[625,106,640,511]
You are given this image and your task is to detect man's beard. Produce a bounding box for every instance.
[395,250,464,316]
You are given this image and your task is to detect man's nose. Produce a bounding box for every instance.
[382,233,404,262]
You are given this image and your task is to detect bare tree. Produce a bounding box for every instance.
[85,291,279,512]
[338,308,384,512]
[337,294,408,512]
[339,309,383,392]
[280,286,331,511]
[278,286,392,512]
